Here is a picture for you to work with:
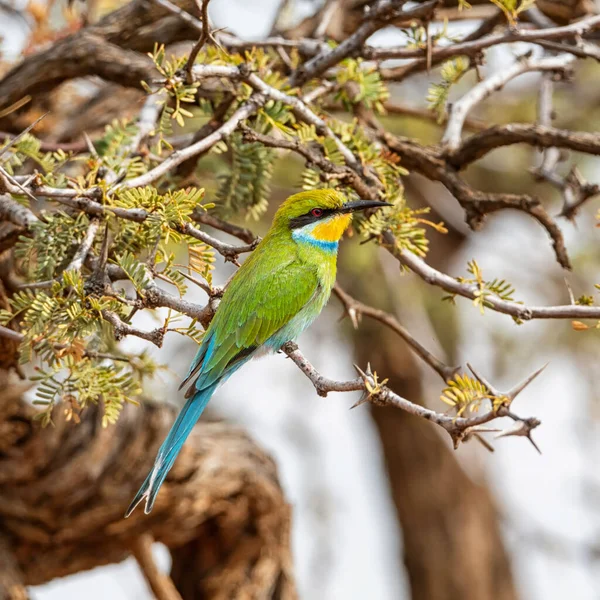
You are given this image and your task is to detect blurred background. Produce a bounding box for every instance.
[2,0,600,598]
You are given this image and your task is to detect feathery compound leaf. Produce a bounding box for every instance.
[158,252,188,296]
[116,252,151,293]
[444,260,521,315]
[31,356,142,427]
[440,372,505,416]
[15,211,90,280]
[215,132,275,220]
[110,186,206,256]
[188,241,216,284]
[1,132,71,176]
[335,58,389,114]
[171,318,205,345]
[427,56,470,123]
[358,197,447,257]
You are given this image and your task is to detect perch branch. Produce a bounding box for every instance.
[282,342,543,449]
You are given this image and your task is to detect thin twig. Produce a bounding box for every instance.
[332,284,458,381]
[378,14,600,80]
[121,93,266,189]
[0,112,48,161]
[185,0,212,84]
[448,124,600,168]
[192,211,257,244]
[102,310,166,346]
[181,222,258,265]
[289,0,439,87]
[151,0,203,31]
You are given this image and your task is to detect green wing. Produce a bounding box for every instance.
[184,251,319,392]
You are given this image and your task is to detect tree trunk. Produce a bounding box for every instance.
[339,180,518,600]
[0,377,296,599]
[345,298,518,600]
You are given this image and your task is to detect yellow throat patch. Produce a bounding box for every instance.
[311,213,352,242]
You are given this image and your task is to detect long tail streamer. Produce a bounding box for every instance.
[125,384,217,516]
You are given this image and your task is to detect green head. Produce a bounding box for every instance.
[272,189,390,246]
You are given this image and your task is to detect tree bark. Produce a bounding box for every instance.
[0,378,296,599]
[345,299,518,600]
[339,179,518,600]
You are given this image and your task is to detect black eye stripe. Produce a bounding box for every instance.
[289,208,336,229]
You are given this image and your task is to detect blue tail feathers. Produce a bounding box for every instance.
[125,384,217,517]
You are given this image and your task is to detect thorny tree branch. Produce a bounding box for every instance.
[239,126,374,199]
[377,14,600,80]
[283,342,544,450]
[448,124,600,169]
[4,15,599,272]
[531,72,600,220]
[289,0,440,87]
[379,132,572,270]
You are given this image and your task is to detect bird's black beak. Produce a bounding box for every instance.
[340,199,392,213]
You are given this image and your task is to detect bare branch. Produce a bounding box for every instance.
[289,0,440,87]
[378,14,600,80]
[121,93,267,189]
[127,90,169,155]
[181,222,258,265]
[448,124,600,168]
[282,341,364,397]
[385,234,600,321]
[0,194,38,228]
[185,0,212,84]
[0,33,156,112]
[150,0,203,31]
[192,211,257,244]
[380,132,571,269]
[332,284,458,381]
[442,54,576,151]
[101,310,166,345]
[240,126,375,199]
[64,219,101,274]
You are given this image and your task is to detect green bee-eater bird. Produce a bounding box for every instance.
[126,189,390,516]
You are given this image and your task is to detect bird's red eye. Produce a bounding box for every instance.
[311,208,323,218]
